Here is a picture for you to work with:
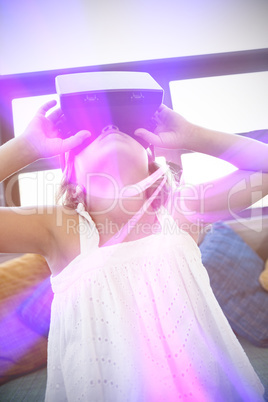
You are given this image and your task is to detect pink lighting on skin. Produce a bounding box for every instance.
[73,127,150,198]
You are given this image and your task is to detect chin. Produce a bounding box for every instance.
[74,134,149,183]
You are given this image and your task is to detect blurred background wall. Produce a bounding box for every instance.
[0,0,268,75]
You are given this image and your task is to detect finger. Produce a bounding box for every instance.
[60,130,91,153]
[153,104,168,123]
[37,100,57,115]
[134,128,163,147]
[48,107,64,123]
[156,104,166,114]
[55,117,71,139]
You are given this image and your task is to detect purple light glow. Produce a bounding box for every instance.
[0,279,51,381]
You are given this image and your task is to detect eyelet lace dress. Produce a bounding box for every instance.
[45,204,264,402]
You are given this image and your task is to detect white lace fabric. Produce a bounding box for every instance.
[45,205,264,401]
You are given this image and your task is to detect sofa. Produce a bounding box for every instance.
[0,215,268,401]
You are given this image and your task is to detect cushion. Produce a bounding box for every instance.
[200,221,268,347]
[0,254,50,385]
[259,259,268,292]
[17,277,53,337]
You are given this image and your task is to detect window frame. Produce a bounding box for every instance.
[0,48,268,207]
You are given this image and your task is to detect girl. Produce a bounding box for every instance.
[0,100,266,401]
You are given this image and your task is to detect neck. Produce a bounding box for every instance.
[90,200,159,247]
[87,189,148,220]
[81,164,167,245]
[83,164,168,201]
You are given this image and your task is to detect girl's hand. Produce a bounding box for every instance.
[134,105,191,149]
[21,100,91,159]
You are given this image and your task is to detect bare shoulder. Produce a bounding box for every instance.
[173,212,200,243]
[44,205,81,275]
[165,197,200,243]
[47,204,80,234]
[0,204,81,276]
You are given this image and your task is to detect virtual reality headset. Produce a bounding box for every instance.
[55,71,164,149]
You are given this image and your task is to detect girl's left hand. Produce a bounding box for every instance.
[134,104,191,150]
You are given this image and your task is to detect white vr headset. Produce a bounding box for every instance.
[55,71,164,149]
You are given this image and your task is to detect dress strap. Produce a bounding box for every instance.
[75,173,168,250]
[76,203,100,254]
[156,205,177,230]
[104,174,167,247]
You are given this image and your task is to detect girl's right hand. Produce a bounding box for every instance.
[21,100,91,160]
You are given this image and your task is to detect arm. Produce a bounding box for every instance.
[182,124,268,173]
[135,105,268,224]
[0,135,36,183]
[136,105,268,172]
[0,101,90,255]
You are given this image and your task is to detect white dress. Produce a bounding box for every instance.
[45,204,264,402]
